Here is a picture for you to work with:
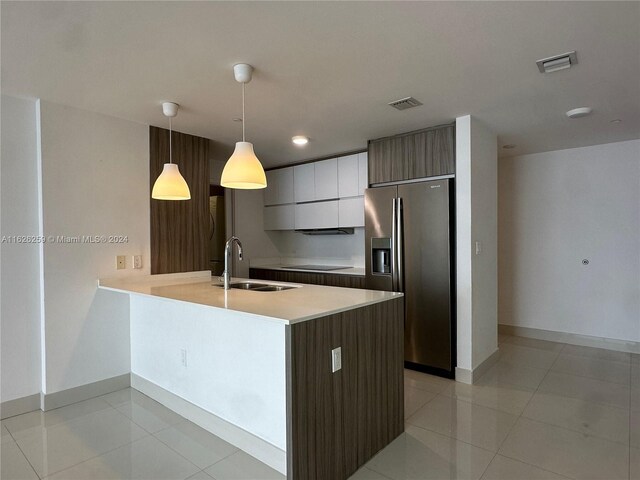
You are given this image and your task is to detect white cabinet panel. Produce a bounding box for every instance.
[264,205,294,230]
[314,158,338,200]
[264,168,294,206]
[338,154,359,198]
[277,167,294,204]
[358,152,368,195]
[294,163,315,203]
[338,197,364,227]
[264,170,278,206]
[295,201,339,230]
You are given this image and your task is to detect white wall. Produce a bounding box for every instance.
[130,295,287,450]
[39,101,150,394]
[456,115,498,376]
[1,95,42,402]
[499,140,640,342]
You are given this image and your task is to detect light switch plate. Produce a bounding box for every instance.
[332,347,342,373]
[116,255,126,270]
[475,241,482,255]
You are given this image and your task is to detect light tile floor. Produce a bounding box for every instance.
[1,335,638,479]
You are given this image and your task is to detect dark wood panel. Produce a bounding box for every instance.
[287,298,404,480]
[368,123,455,184]
[250,268,365,289]
[150,126,209,274]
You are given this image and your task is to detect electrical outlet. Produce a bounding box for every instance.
[116,255,126,270]
[133,255,142,269]
[180,349,187,367]
[331,347,342,373]
[475,241,482,255]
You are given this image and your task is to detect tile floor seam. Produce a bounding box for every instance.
[6,402,120,442]
[11,437,43,480]
[405,420,498,456]
[517,408,632,447]
[359,465,395,480]
[151,427,237,471]
[37,432,153,479]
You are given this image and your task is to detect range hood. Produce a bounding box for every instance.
[296,228,355,235]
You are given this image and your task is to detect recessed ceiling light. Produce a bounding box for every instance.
[502,144,516,149]
[566,107,592,119]
[610,119,622,124]
[292,135,309,146]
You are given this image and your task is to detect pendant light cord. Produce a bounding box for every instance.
[169,117,173,164]
[242,82,246,142]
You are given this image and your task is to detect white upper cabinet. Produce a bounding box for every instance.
[314,158,338,201]
[293,163,315,203]
[338,154,359,198]
[295,201,339,230]
[358,152,368,194]
[338,197,365,227]
[270,150,367,230]
[264,205,294,230]
[264,167,294,206]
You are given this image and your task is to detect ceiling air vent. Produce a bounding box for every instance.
[388,96,423,111]
[536,51,578,73]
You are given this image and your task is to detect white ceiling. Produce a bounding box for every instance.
[2,1,639,167]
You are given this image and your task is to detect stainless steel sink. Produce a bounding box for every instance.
[215,282,297,292]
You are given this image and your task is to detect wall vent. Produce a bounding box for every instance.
[536,51,578,73]
[388,96,423,111]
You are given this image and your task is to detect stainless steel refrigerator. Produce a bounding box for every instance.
[365,178,455,378]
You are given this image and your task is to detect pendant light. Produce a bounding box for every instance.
[151,102,191,200]
[221,64,267,189]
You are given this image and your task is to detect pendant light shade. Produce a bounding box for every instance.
[221,64,267,190]
[152,163,191,199]
[152,102,191,200]
[221,142,267,189]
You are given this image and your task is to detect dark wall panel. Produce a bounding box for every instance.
[287,298,404,480]
[150,126,209,274]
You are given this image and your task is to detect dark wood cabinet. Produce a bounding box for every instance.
[368,123,455,184]
[288,298,404,479]
[150,126,210,274]
[250,268,366,289]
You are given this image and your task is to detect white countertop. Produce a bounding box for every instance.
[98,271,401,325]
[250,264,365,276]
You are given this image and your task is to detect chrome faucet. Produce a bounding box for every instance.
[222,236,243,290]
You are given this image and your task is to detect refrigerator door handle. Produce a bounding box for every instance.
[396,197,404,293]
[391,197,398,291]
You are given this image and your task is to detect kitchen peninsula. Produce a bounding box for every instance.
[99,271,404,480]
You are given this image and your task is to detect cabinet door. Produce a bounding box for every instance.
[314,158,338,200]
[264,205,294,230]
[264,170,279,206]
[294,163,315,203]
[277,167,294,204]
[358,152,368,195]
[368,124,455,183]
[295,201,339,230]
[339,197,364,227]
[338,154,359,198]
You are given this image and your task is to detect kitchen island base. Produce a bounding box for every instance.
[100,274,404,480]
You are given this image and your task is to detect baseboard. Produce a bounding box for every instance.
[499,324,640,354]
[455,348,500,385]
[42,373,130,411]
[131,373,286,476]
[1,393,40,419]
